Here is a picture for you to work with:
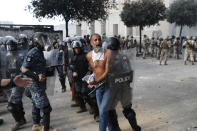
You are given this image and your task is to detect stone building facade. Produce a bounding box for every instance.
[76,0,197,39]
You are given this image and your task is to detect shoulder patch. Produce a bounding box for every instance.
[26,56,31,62]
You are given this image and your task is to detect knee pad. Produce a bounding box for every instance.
[123,107,136,119]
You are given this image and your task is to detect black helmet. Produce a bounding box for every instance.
[18,34,28,43]
[72,40,82,48]
[107,37,120,50]
[6,38,17,51]
[59,41,65,46]
[18,34,28,49]
[32,32,51,51]
[65,37,72,44]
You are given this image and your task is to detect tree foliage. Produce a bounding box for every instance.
[27,0,110,36]
[120,0,166,52]
[120,0,166,28]
[167,0,197,27]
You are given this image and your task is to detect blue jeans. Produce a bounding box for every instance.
[96,83,115,131]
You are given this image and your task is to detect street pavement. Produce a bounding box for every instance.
[1,56,197,131]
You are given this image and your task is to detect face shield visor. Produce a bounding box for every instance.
[33,33,52,51]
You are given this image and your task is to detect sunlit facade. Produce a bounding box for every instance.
[76,0,197,39]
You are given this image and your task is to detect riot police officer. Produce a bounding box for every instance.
[4,37,27,131]
[18,34,28,50]
[21,32,52,131]
[70,40,89,113]
[53,41,67,92]
[65,38,74,90]
[0,75,32,126]
[106,37,141,131]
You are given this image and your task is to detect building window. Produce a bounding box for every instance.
[113,0,116,3]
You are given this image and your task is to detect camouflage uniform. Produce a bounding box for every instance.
[150,37,156,57]
[160,38,170,65]
[3,37,28,131]
[168,37,173,58]
[156,37,162,60]
[191,37,197,62]
[183,36,195,65]
[173,37,180,59]
[127,36,133,49]
[143,35,150,59]
[22,47,52,130]
[6,51,27,131]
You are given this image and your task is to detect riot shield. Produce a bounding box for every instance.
[0,37,5,51]
[106,47,136,110]
[0,49,6,78]
[43,49,64,67]
[0,49,28,99]
[44,48,64,96]
[0,50,28,78]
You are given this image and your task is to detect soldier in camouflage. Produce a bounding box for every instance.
[156,37,162,60]
[150,37,156,57]
[160,37,170,65]
[191,37,197,62]
[183,36,195,65]
[173,37,180,59]
[143,35,150,59]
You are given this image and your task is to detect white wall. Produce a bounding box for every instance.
[80,0,197,38]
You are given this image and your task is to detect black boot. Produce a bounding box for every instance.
[0,118,3,125]
[42,112,50,131]
[32,104,41,125]
[76,93,87,113]
[59,78,66,92]
[41,105,52,131]
[123,108,141,131]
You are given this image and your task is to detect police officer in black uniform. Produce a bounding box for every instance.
[54,40,67,92]
[107,37,141,131]
[18,34,28,50]
[70,40,89,113]
[4,37,27,131]
[21,32,52,131]
[0,75,32,126]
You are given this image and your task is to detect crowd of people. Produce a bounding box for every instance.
[114,34,197,65]
[0,32,142,131]
[1,31,197,131]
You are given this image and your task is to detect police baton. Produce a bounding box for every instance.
[88,82,105,96]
